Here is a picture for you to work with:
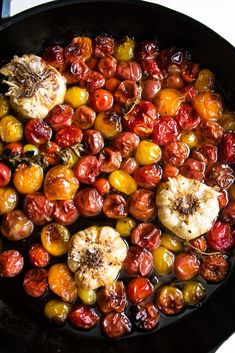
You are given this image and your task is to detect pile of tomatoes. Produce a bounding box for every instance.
[0,35,235,338]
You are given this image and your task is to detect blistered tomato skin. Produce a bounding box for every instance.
[206,221,235,252]
[25,119,52,146]
[131,302,160,331]
[46,104,73,130]
[74,188,103,217]
[142,80,161,101]
[175,104,201,130]
[97,281,127,314]
[98,56,117,78]
[152,117,181,146]
[181,63,199,82]
[199,255,229,283]
[174,253,200,281]
[55,125,83,148]
[95,111,122,139]
[134,165,162,189]
[42,45,64,70]
[0,162,11,187]
[197,120,224,145]
[23,268,48,298]
[123,100,158,138]
[114,80,138,105]
[0,115,23,143]
[116,61,142,82]
[82,129,104,155]
[40,141,61,166]
[0,250,24,277]
[192,143,218,165]
[180,158,205,181]
[120,157,138,175]
[162,164,179,180]
[52,200,79,225]
[73,105,96,130]
[131,223,161,250]
[129,189,156,222]
[123,246,153,276]
[93,35,115,58]
[103,194,128,218]
[74,155,100,184]
[154,88,184,117]
[1,209,34,241]
[69,305,99,330]
[163,141,189,167]
[63,59,89,84]
[156,286,184,315]
[80,70,105,92]
[205,163,234,189]
[28,243,51,268]
[0,187,18,215]
[112,132,139,158]
[44,165,79,201]
[98,148,122,173]
[180,85,198,102]
[127,277,153,304]
[221,132,235,164]
[24,193,54,226]
[101,312,132,338]
[13,163,44,195]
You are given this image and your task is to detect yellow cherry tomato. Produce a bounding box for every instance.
[114,37,135,61]
[65,87,89,108]
[116,217,136,237]
[155,89,185,117]
[0,187,18,214]
[77,287,96,305]
[218,111,235,131]
[94,111,122,139]
[135,140,161,165]
[0,115,23,142]
[0,95,10,119]
[160,233,183,253]
[44,299,72,324]
[195,69,215,92]
[192,92,223,121]
[41,222,70,256]
[23,144,39,156]
[13,163,43,194]
[152,246,175,275]
[180,130,198,149]
[109,170,137,195]
[71,36,92,61]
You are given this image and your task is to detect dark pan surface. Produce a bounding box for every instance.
[0,1,235,353]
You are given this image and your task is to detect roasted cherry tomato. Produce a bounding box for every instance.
[114,80,138,105]
[73,155,100,184]
[74,188,103,217]
[93,178,110,196]
[24,192,54,226]
[1,209,34,241]
[127,277,153,304]
[205,163,234,189]
[0,162,11,187]
[112,132,139,158]
[25,119,52,146]
[68,305,99,330]
[180,158,205,181]
[134,165,162,189]
[163,141,189,166]
[55,125,83,148]
[97,281,127,313]
[0,250,24,277]
[120,157,138,175]
[123,246,153,276]
[152,117,181,146]
[28,243,51,268]
[73,105,96,130]
[46,104,73,130]
[174,253,200,281]
[183,281,206,306]
[101,312,132,338]
[0,187,18,215]
[175,104,201,130]
[221,201,235,224]
[41,222,70,256]
[156,285,184,315]
[220,132,235,164]
[129,189,156,222]
[13,163,43,194]
[93,35,115,58]
[116,61,142,81]
[98,147,122,173]
[191,143,218,165]
[206,220,235,251]
[131,302,160,331]
[131,223,161,250]
[82,129,104,155]
[23,268,48,297]
[90,89,114,112]
[42,45,64,70]
[199,255,229,283]
[154,88,184,117]
[44,299,72,325]
[95,111,122,139]
[52,200,79,225]
[98,56,117,78]
[103,194,128,218]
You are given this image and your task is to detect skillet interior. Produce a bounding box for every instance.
[0,1,235,353]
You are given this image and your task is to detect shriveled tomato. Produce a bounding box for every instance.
[98,148,122,173]
[74,188,103,217]
[123,246,153,276]
[52,200,79,225]
[129,189,156,222]
[131,223,161,250]
[220,132,235,164]
[68,305,99,330]
[42,45,64,70]
[163,141,189,166]
[114,80,139,106]
[116,61,142,82]
[133,165,162,189]
[25,119,52,146]
[180,85,198,102]
[103,194,128,218]
[101,312,131,338]
[205,163,234,189]
[181,63,199,82]
[162,164,179,180]
[80,70,105,92]
[93,35,115,58]
[97,281,126,313]
[199,255,229,283]
[221,201,235,224]
[131,302,160,331]
[55,126,83,148]
[174,253,200,281]
[123,100,158,138]
[137,40,158,61]
[152,117,181,146]
[73,155,100,184]
[191,143,218,165]
[175,104,201,130]
[180,158,205,181]
[46,104,73,131]
[98,55,117,78]
[206,220,235,251]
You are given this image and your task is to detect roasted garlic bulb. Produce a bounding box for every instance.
[0,54,66,119]
[156,175,220,240]
[68,226,127,290]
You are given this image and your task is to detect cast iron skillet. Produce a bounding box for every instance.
[0,1,235,353]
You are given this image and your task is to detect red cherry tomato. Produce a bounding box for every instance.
[114,80,139,106]
[74,188,103,217]
[175,104,201,130]
[23,268,48,297]
[93,178,110,195]
[134,165,162,189]
[131,302,160,331]
[101,312,131,338]
[152,117,181,146]
[90,89,114,112]
[123,246,153,276]
[80,70,105,92]
[69,304,99,330]
[220,132,235,164]
[74,155,100,184]
[137,40,158,61]
[191,143,218,165]
[180,85,198,102]
[0,250,24,277]
[2,142,23,159]
[174,253,200,281]
[28,243,51,268]
[25,119,52,146]
[98,56,117,78]
[162,163,179,180]
[55,125,83,148]
[127,277,153,304]
[206,220,235,251]
[123,100,158,138]
[42,45,64,70]
[93,35,115,58]
[180,158,205,181]
[199,255,229,283]
[221,201,235,224]
[0,162,11,187]
[205,163,234,189]
[112,132,139,158]
[52,200,79,225]
[103,194,128,218]
[163,141,189,167]
[46,104,73,131]
[116,61,142,82]
[131,223,161,250]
